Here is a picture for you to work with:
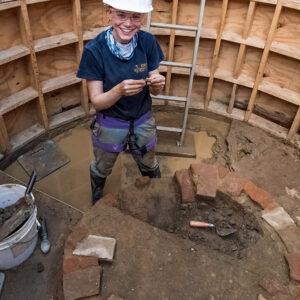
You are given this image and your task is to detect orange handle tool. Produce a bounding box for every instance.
[189,221,215,228]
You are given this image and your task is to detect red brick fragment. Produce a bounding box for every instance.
[65,226,88,249]
[63,256,99,274]
[217,165,230,179]
[102,193,119,207]
[175,169,195,203]
[218,172,248,197]
[135,176,151,188]
[259,274,289,296]
[285,253,300,282]
[107,295,124,300]
[190,163,218,200]
[243,181,274,209]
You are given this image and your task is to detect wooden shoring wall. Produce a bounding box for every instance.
[0,0,299,155]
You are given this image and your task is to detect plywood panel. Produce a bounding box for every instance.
[273,7,300,49]
[36,44,78,81]
[249,2,275,42]
[263,52,300,94]
[216,41,239,74]
[223,0,249,37]
[196,39,214,70]
[155,35,169,60]
[177,0,200,27]
[0,57,31,100]
[0,7,22,51]
[191,76,208,104]
[152,0,172,24]
[81,0,107,31]
[202,0,222,31]
[169,74,189,97]
[239,46,262,82]
[211,79,232,105]
[44,83,81,117]
[255,91,297,128]
[173,36,194,64]
[3,99,39,137]
[27,0,74,40]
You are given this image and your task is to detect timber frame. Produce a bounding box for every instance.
[0,0,300,156]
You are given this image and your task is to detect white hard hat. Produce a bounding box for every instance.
[103,0,153,13]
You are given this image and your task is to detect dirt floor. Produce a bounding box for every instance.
[1,108,300,299]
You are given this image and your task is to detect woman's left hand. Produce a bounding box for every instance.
[146,73,165,95]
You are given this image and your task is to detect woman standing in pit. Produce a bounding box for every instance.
[77,0,165,204]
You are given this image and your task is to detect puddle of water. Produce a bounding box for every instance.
[4,126,217,212]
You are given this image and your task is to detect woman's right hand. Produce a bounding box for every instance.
[113,79,146,97]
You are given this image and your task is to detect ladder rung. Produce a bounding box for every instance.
[160,61,192,68]
[151,23,198,32]
[156,126,182,133]
[151,95,187,102]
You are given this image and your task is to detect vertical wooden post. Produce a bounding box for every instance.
[204,0,228,109]
[245,0,282,121]
[227,83,237,114]
[165,0,179,100]
[19,0,49,129]
[287,106,300,140]
[0,116,10,153]
[72,0,89,114]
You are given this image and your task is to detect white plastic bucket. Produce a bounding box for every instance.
[0,184,38,270]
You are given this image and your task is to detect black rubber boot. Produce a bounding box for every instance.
[139,166,161,178]
[90,170,106,205]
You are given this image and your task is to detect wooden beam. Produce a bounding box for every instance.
[0,115,10,153]
[19,0,49,128]
[287,106,300,140]
[204,0,228,109]
[227,83,237,114]
[245,0,283,121]
[165,0,179,98]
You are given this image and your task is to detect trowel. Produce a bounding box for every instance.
[189,220,237,237]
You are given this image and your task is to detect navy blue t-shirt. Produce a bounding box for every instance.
[77,30,164,120]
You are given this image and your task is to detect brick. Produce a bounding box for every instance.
[257,294,267,300]
[135,176,151,188]
[102,193,119,207]
[107,295,124,300]
[73,235,116,262]
[190,163,218,200]
[244,181,274,209]
[174,169,195,203]
[285,253,300,282]
[259,274,289,296]
[66,226,88,249]
[217,165,230,179]
[63,256,99,274]
[262,207,295,231]
[278,225,300,253]
[63,265,101,300]
[218,172,248,197]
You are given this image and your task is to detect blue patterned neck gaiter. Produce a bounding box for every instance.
[105,25,138,60]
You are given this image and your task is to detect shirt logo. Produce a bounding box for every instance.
[134,63,147,73]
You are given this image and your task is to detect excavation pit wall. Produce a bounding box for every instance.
[63,162,300,299]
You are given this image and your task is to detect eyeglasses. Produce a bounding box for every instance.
[110,9,142,23]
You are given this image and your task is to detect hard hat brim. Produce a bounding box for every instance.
[103,0,153,13]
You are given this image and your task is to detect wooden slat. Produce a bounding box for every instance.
[34,32,78,52]
[228,83,237,114]
[287,106,300,140]
[41,72,82,93]
[0,115,10,153]
[282,0,300,10]
[26,0,51,4]
[20,0,49,128]
[270,42,300,61]
[0,45,30,66]
[49,106,85,129]
[245,1,283,121]
[0,87,38,115]
[9,123,45,153]
[83,27,104,41]
[252,0,277,4]
[0,0,20,11]
[204,0,228,109]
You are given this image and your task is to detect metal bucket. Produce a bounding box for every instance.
[0,184,38,270]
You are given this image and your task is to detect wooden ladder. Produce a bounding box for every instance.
[146,0,206,146]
